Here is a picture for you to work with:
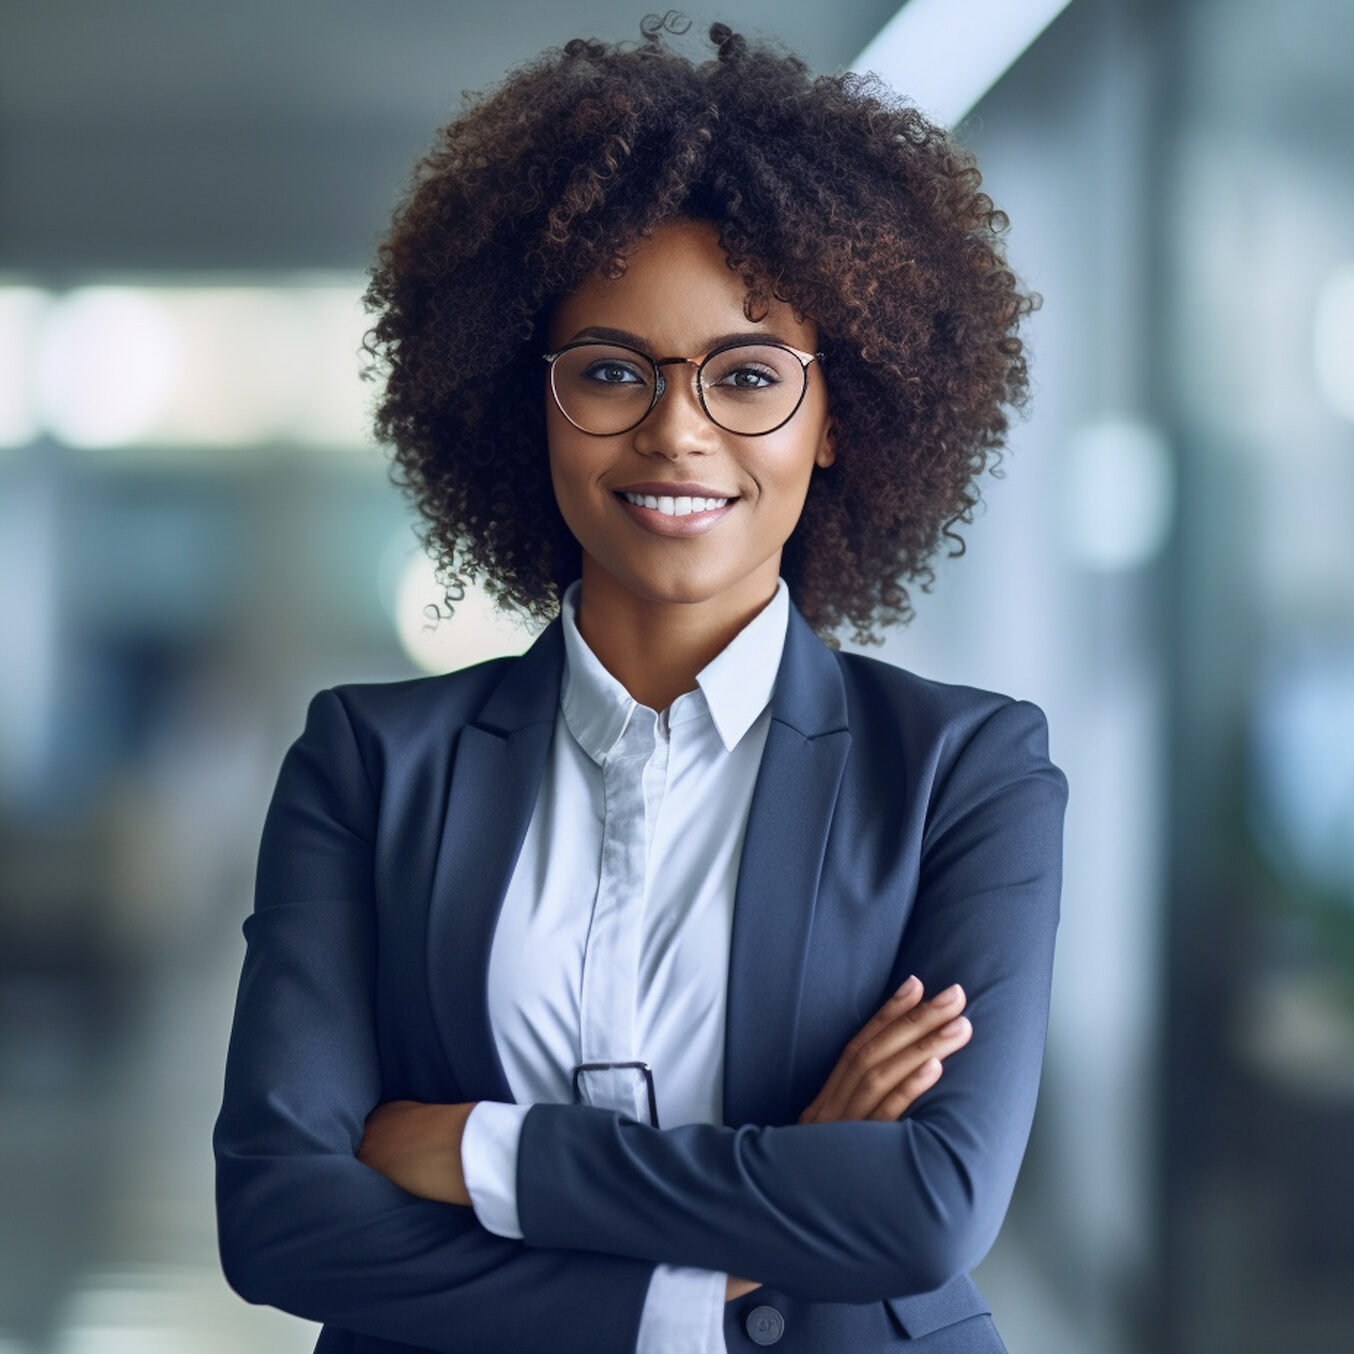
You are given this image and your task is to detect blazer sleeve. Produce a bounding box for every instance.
[212,688,655,1354]
[512,696,1069,1303]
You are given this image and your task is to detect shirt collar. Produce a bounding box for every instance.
[559,578,790,761]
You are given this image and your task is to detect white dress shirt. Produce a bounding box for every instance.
[460,576,790,1353]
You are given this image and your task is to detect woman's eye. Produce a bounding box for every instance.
[716,365,778,390]
[582,360,645,385]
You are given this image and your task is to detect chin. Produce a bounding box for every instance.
[627,573,734,608]
[619,555,778,612]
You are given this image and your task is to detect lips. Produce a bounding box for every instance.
[613,489,737,538]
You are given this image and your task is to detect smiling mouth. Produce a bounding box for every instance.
[614,490,738,518]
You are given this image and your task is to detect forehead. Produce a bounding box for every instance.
[547,218,817,352]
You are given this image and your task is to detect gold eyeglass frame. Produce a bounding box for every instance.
[542,337,825,437]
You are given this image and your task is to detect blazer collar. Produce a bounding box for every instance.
[768,597,849,739]
[473,617,565,736]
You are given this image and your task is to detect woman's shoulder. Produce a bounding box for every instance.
[830,648,1058,780]
[834,647,1036,729]
[310,653,528,758]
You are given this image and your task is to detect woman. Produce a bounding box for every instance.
[214,19,1068,1354]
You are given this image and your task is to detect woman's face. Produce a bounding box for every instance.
[545,217,834,621]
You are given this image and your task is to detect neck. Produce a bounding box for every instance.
[574,560,780,711]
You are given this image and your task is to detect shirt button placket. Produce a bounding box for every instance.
[578,707,659,1123]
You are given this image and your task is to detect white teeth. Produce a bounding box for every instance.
[621,491,730,516]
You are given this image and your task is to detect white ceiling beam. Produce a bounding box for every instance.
[851,0,1076,126]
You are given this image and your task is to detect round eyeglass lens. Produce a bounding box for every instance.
[550,344,657,435]
[699,343,807,434]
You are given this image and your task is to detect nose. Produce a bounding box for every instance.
[632,358,719,457]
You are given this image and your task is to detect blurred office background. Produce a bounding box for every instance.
[1,0,1352,1350]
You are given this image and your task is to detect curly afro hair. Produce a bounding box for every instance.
[362,16,1037,646]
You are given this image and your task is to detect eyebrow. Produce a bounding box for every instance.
[567,324,797,354]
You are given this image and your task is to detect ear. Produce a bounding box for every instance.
[814,417,837,470]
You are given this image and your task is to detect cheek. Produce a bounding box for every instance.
[545,427,605,535]
[752,432,826,500]
[545,414,582,494]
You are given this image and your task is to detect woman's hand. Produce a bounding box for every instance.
[357,1099,479,1206]
[726,978,971,1302]
[798,976,970,1124]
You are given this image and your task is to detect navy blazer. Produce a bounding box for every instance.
[214,597,1068,1353]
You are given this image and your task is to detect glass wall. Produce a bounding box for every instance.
[1160,1,1354,1348]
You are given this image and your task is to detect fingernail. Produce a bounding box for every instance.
[895,975,920,997]
[936,983,963,1005]
[940,1016,970,1036]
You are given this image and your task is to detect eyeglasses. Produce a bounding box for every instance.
[542,338,824,437]
[572,1059,660,1127]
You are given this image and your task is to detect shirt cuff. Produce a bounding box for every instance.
[461,1099,531,1239]
[637,1266,728,1354]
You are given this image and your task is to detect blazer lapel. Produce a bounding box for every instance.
[723,603,852,1128]
[426,621,563,1103]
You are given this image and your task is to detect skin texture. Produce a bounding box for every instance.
[546,218,835,710]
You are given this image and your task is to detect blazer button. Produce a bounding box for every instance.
[745,1304,785,1345]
